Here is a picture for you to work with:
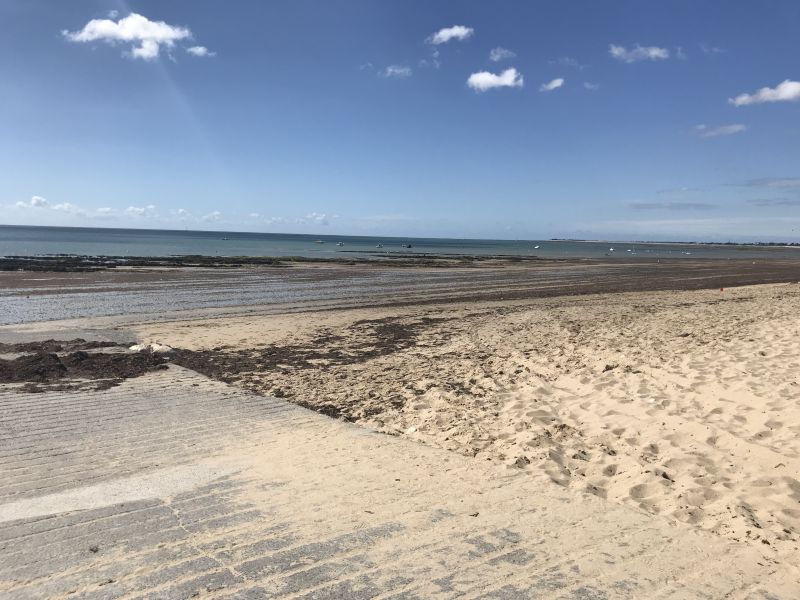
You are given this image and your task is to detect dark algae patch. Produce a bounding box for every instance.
[168,316,451,417]
[170,316,448,377]
[0,338,121,354]
[0,318,446,396]
[0,339,168,392]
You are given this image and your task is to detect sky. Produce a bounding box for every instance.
[1,0,799,242]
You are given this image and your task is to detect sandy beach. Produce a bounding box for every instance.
[124,279,800,569]
[2,260,800,593]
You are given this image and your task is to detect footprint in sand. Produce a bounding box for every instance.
[603,464,618,477]
[586,483,607,499]
[629,482,666,500]
[545,465,571,487]
[643,442,659,456]
[684,487,719,507]
[672,507,705,525]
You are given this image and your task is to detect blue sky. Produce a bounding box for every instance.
[2,1,799,241]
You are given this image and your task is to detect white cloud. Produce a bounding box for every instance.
[747,198,800,207]
[16,196,50,209]
[382,65,412,78]
[489,47,516,62]
[539,77,564,92]
[467,68,523,92]
[304,212,335,226]
[14,196,86,215]
[675,46,687,60]
[694,124,747,138]
[63,13,193,61]
[418,49,440,69]
[729,80,800,106]
[551,56,586,69]
[202,210,222,222]
[428,25,474,45]
[264,216,288,225]
[52,202,86,216]
[168,208,191,220]
[583,82,599,91]
[124,204,156,217]
[96,207,113,214]
[630,201,717,211]
[744,177,800,189]
[609,44,669,63]
[700,43,724,55]
[656,186,699,196]
[186,46,215,57]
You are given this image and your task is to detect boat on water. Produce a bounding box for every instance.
[534,245,540,249]
[376,244,384,248]
[402,244,412,248]
[314,240,325,244]
[336,242,344,247]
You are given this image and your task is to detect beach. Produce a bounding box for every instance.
[131,279,800,563]
[2,258,800,595]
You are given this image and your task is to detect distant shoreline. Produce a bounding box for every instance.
[1,223,798,247]
[550,238,800,248]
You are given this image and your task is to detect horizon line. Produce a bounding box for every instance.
[2,222,799,247]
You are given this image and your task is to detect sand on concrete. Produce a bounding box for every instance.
[130,282,800,569]
[4,367,798,598]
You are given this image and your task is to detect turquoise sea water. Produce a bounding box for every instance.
[0,225,797,260]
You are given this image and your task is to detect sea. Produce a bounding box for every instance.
[0,225,797,260]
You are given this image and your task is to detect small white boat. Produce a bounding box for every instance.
[376,244,384,248]
[609,247,614,252]
[336,242,344,247]
[534,245,540,249]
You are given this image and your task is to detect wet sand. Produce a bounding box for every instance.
[2,257,800,325]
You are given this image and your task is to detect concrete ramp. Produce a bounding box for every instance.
[0,367,796,599]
